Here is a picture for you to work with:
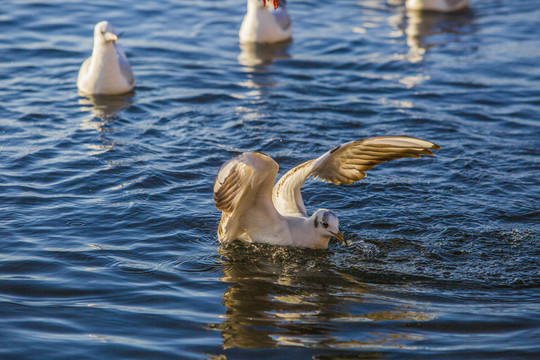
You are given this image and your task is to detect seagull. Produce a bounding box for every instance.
[77,21,135,95]
[239,0,293,44]
[406,0,469,12]
[213,136,440,249]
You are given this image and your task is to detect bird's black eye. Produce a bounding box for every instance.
[322,222,328,228]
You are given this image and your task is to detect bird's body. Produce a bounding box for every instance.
[214,136,440,249]
[406,0,469,12]
[77,21,135,95]
[239,0,293,44]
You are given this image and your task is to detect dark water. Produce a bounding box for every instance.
[1,0,539,358]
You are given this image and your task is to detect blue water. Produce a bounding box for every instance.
[1,0,539,358]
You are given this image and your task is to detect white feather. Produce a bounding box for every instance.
[239,0,293,44]
[214,136,440,249]
[77,21,135,95]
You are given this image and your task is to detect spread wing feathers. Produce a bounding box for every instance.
[213,152,280,243]
[272,159,315,217]
[272,136,440,217]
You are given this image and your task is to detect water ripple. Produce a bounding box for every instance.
[0,0,539,359]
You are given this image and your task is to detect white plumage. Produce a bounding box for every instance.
[214,136,440,249]
[77,21,135,95]
[239,0,293,44]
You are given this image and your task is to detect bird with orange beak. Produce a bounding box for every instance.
[77,21,135,95]
[239,0,293,44]
[262,0,280,9]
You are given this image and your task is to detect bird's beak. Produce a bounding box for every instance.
[261,0,279,9]
[104,32,118,42]
[331,231,349,246]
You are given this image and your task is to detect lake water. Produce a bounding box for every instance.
[0,0,539,358]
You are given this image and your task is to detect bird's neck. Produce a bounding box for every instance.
[306,233,331,249]
[247,0,265,13]
[91,42,117,68]
[288,215,330,249]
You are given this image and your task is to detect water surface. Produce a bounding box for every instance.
[0,0,539,359]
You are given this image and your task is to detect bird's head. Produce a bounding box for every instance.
[312,209,348,246]
[94,21,118,44]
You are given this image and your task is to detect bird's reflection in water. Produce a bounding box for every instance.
[79,92,133,128]
[78,93,133,155]
[237,40,292,93]
[235,41,292,128]
[210,242,434,350]
[238,40,292,68]
[390,6,474,62]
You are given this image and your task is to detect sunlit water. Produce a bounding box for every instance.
[1,0,539,359]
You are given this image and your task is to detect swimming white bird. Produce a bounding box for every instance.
[239,0,293,44]
[406,0,469,12]
[214,136,440,249]
[77,21,135,95]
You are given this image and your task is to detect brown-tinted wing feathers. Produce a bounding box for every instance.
[214,152,279,243]
[272,136,440,217]
[313,136,440,185]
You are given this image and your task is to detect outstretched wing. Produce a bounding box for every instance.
[214,152,280,243]
[272,136,441,217]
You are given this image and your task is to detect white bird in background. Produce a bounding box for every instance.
[214,136,440,249]
[406,0,470,12]
[77,21,135,95]
[239,0,293,44]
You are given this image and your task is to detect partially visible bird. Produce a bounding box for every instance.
[239,0,293,44]
[406,0,470,12]
[214,136,440,249]
[77,21,135,95]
